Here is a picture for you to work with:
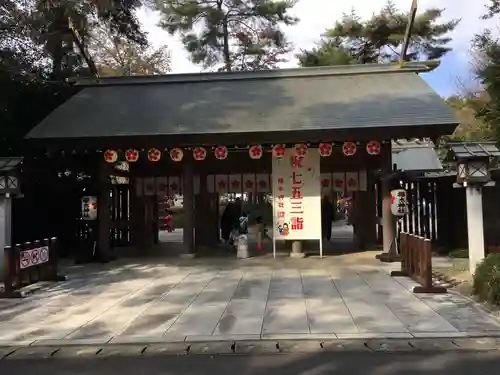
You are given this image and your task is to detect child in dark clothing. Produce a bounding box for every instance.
[254,215,271,251]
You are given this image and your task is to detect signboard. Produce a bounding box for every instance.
[390,189,408,216]
[81,196,97,221]
[19,246,49,269]
[272,148,322,244]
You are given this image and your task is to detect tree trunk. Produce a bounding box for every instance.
[50,8,65,80]
[216,0,231,72]
[222,18,231,71]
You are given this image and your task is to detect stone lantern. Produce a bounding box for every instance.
[447,142,500,274]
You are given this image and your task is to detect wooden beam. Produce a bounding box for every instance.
[399,0,418,67]
[68,17,99,79]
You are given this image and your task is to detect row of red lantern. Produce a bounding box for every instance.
[103,141,382,163]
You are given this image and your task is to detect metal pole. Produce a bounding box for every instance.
[399,0,418,67]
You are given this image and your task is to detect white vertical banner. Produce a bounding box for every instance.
[358,170,368,192]
[346,172,359,192]
[135,178,143,197]
[320,173,332,195]
[168,176,181,195]
[194,175,200,195]
[143,177,156,196]
[207,175,215,193]
[215,174,229,193]
[272,148,322,257]
[256,174,270,193]
[229,174,242,193]
[242,174,256,193]
[332,173,346,193]
[156,177,168,197]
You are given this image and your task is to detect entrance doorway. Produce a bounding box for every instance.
[158,194,183,244]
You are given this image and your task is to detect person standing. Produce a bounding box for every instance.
[221,198,242,245]
[321,196,334,241]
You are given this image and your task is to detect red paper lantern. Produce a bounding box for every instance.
[214,145,228,160]
[272,144,286,158]
[342,142,357,156]
[125,149,139,162]
[104,149,117,163]
[319,143,333,157]
[147,148,161,162]
[294,143,308,157]
[249,145,263,159]
[169,148,183,162]
[193,147,207,161]
[366,140,381,155]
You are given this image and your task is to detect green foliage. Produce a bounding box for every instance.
[473,253,500,305]
[445,96,494,141]
[297,40,360,67]
[473,31,500,144]
[483,0,500,19]
[298,0,459,67]
[88,23,171,76]
[435,96,493,162]
[150,0,299,71]
[0,0,148,146]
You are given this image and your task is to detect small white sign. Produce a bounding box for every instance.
[81,196,97,221]
[19,246,49,269]
[391,189,408,216]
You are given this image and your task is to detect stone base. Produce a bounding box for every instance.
[290,252,306,259]
[376,252,400,263]
[179,253,196,260]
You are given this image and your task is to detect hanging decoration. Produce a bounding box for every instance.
[214,145,228,160]
[147,148,162,162]
[249,145,263,159]
[104,150,118,163]
[294,143,308,157]
[342,142,357,156]
[319,143,333,157]
[366,140,381,155]
[272,144,286,158]
[169,148,183,162]
[125,149,139,162]
[193,147,207,161]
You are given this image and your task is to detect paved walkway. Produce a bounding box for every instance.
[1,256,500,346]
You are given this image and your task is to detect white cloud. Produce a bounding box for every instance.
[138,0,497,74]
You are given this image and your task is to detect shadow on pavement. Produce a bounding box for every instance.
[1,350,500,375]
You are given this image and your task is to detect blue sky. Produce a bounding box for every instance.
[139,0,497,98]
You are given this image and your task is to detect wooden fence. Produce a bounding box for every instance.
[390,232,446,293]
[1,237,66,298]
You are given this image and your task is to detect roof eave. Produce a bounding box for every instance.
[69,60,441,87]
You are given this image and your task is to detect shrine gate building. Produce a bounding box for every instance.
[22,61,458,258]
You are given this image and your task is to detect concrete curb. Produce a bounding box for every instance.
[1,337,500,360]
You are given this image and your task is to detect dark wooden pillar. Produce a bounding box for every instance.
[354,174,377,250]
[182,155,195,257]
[195,171,209,246]
[97,162,113,260]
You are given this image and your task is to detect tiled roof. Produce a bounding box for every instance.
[26,62,458,142]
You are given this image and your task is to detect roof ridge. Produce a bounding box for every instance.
[71,61,440,87]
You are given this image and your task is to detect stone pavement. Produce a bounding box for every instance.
[1,256,500,347]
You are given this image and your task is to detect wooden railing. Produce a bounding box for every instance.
[2,237,66,298]
[390,232,447,293]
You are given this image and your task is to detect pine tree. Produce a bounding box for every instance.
[297,1,459,67]
[150,0,299,71]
